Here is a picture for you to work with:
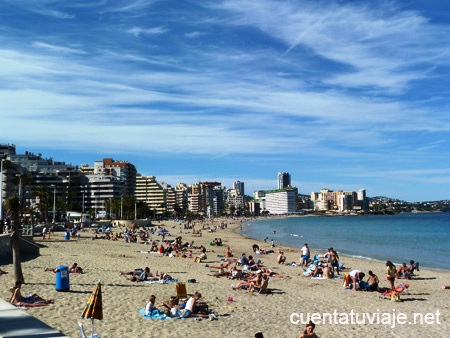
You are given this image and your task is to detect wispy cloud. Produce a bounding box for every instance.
[1,0,450,200]
[127,26,168,37]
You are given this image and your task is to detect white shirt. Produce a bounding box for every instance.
[349,270,361,278]
[185,297,195,312]
[301,246,309,256]
[145,301,154,315]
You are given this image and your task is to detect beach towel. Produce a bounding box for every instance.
[311,276,342,280]
[138,308,171,320]
[145,278,179,284]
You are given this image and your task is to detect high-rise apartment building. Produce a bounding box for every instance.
[232,180,245,196]
[135,175,173,217]
[265,187,298,215]
[87,158,137,196]
[277,172,291,189]
[311,188,368,211]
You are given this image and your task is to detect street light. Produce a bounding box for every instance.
[81,186,86,213]
[120,196,123,220]
[0,158,5,224]
[51,185,56,222]
[15,174,22,204]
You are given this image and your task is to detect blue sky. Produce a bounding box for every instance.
[1,0,450,202]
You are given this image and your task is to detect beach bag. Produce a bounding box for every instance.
[176,282,187,298]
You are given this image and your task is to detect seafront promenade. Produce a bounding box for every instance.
[0,299,68,337]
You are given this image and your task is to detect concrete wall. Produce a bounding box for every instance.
[0,234,40,259]
[0,234,10,257]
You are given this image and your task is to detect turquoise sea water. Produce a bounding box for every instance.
[243,212,450,270]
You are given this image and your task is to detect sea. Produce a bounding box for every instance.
[242,212,450,271]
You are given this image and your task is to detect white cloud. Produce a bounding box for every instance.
[127,26,168,37]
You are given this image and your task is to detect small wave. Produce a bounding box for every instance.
[348,255,374,261]
[290,234,299,237]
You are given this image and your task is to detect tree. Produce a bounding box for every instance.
[122,195,136,220]
[5,195,24,283]
[32,185,51,222]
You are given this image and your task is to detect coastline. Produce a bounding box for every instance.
[243,212,450,273]
[0,217,448,338]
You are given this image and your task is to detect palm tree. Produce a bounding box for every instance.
[4,195,24,283]
[122,195,136,220]
[32,185,51,222]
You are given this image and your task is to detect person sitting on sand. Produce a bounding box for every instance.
[366,270,379,291]
[180,291,209,318]
[408,260,419,273]
[237,253,248,266]
[145,294,158,315]
[248,274,269,293]
[298,320,318,338]
[225,246,233,257]
[232,271,263,290]
[277,251,286,264]
[9,280,54,306]
[310,264,324,277]
[247,255,260,270]
[396,262,412,279]
[322,264,334,279]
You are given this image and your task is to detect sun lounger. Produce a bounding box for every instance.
[379,283,410,302]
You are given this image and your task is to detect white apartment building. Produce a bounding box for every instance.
[135,175,172,216]
[265,189,297,215]
[86,174,123,214]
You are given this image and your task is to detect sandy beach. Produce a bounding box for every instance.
[0,217,449,338]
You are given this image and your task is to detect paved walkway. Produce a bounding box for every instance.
[0,299,68,337]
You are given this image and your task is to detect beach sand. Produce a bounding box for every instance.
[0,218,448,338]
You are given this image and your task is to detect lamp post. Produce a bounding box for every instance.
[15,174,22,202]
[82,189,85,213]
[51,185,56,223]
[120,196,123,220]
[0,158,5,225]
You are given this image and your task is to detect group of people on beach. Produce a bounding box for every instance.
[144,291,218,320]
[341,259,418,293]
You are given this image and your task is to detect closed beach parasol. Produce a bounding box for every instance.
[81,280,103,337]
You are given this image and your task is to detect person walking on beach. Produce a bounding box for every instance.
[386,261,396,290]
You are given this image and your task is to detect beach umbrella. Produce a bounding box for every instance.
[81,280,103,337]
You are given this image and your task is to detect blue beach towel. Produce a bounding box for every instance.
[145,278,178,284]
[138,308,171,320]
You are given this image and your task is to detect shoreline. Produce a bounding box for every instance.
[241,214,450,272]
[0,217,448,337]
